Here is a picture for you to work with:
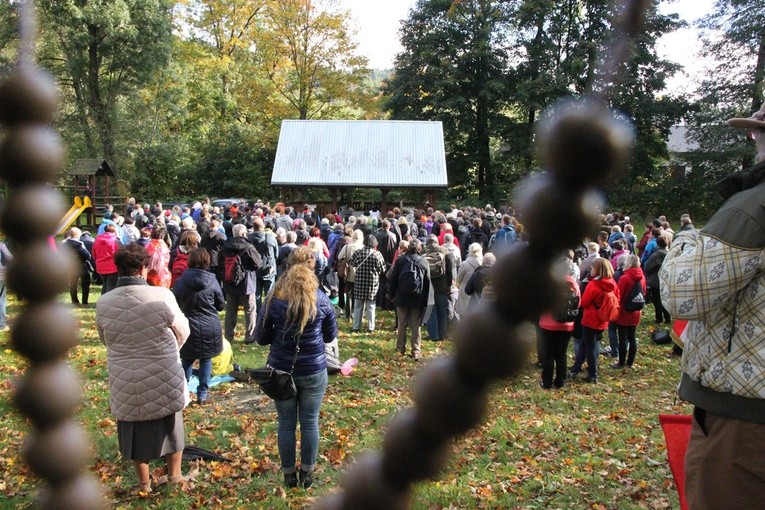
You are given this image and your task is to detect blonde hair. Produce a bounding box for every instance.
[350,229,364,245]
[307,237,323,254]
[591,258,614,279]
[265,247,318,337]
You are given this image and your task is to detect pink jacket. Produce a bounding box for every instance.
[93,232,120,274]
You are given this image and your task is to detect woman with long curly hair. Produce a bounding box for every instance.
[255,246,337,489]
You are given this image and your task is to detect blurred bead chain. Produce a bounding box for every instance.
[0,1,104,508]
[313,1,646,508]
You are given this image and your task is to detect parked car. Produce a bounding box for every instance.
[211,198,247,208]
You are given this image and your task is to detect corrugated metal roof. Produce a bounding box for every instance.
[271,120,448,188]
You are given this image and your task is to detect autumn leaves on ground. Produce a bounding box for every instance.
[0,297,690,509]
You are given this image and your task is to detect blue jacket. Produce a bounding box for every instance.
[173,268,224,359]
[255,290,337,376]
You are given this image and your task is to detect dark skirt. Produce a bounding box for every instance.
[117,411,185,461]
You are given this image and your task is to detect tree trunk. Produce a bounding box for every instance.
[87,24,116,166]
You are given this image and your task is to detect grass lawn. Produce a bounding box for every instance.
[0,289,691,509]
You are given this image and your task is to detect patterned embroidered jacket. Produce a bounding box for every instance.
[660,161,765,423]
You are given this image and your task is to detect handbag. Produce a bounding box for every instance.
[248,335,301,401]
[651,329,672,345]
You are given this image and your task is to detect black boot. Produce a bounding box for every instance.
[299,469,313,488]
[284,472,298,488]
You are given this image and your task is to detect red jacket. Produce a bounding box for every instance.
[538,275,580,332]
[615,267,646,326]
[580,276,619,330]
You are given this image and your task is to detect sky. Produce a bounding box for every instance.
[338,0,716,94]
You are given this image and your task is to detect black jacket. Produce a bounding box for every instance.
[220,236,262,295]
[387,252,430,308]
[173,268,224,359]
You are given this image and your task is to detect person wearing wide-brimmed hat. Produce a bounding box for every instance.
[660,103,765,509]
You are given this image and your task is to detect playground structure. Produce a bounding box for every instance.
[56,195,92,235]
[57,159,122,232]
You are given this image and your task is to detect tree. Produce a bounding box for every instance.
[256,0,371,120]
[37,0,173,166]
[180,0,268,119]
[386,0,512,202]
[688,0,765,181]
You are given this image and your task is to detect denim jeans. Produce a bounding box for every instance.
[608,321,619,358]
[255,277,275,310]
[426,291,449,340]
[182,357,212,399]
[571,325,602,379]
[274,370,328,473]
[352,299,376,331]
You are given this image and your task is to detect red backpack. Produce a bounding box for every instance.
[171,252,189,288]
[597,290,620,322]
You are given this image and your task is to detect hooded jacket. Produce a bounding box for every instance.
[615,266,646,327]
[580,276,619,330]
[173,268,224,360]
[660,160,765,423]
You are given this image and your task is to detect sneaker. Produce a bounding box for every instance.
[568,370,578,381]
[585,376,598,384]
[610,363,625,369]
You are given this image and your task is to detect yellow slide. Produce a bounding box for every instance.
[57,196,92,235]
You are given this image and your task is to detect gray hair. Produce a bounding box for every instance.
[624,254,640,269]
[232,224,247,237]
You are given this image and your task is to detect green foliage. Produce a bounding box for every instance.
[386,0,691,211]
[686,0,765,178]
[192,124,277,200]
[37,0,174,164]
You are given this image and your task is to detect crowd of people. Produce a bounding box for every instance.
[34,196,689,493]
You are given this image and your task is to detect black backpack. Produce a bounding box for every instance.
[624,278,646,312]
[553,288,580,322]
[398,255,425,296]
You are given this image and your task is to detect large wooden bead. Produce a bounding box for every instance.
[35,475,105,510]
[453,307,532,384]
[0,67,58,126]
[342,452,410,510]
[514,173,600,256]
[23,420,90,483]
[536,99,634,189]
[0,185,64,242]
[382,409,451,489]
[0,126,63,185]
[492,244,566,318]
[15,362,82,427]
[7,241,74,301]
[411,357,488,440]
[311,494,343,510]
[11,303,80,362]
